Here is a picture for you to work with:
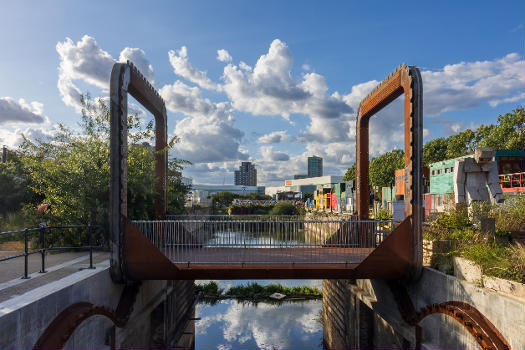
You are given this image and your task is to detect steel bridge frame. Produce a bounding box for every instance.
[109,61,168,283]
[356,64,423,280]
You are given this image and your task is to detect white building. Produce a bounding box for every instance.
[265,186,287,198]
[190,184,265,206]
[284,175,344,193]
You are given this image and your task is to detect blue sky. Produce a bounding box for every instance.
[1,1,523,185]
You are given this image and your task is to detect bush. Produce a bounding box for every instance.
[494,194,525,233]
[225,282,322,297]
[423,203,471,241]
[269,202,297,215]
[195,281,223,295]
[374,208,392,220]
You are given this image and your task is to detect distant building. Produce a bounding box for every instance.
[308,156,323,178]
[181,177,193,186]
[190,184,265,205]
[234,162,257,186]
[294,174,309,179]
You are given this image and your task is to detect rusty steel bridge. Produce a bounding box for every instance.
[21,62,512,350]
[108,61,424,282]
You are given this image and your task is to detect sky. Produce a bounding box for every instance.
[0,1,524,186]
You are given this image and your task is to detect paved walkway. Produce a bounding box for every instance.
[0,252,109,304]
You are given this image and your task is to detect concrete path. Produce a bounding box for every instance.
[0,252,109,304]
[0,251,104,283]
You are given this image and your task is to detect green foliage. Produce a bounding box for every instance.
[374,208,392,220]
[211,191,272,208]
[225,282,322,297]
[13,96,188,243]
[369,149,404,188]
[211,191,236,208]
[478,107,525,150]
[461,242,525,283]
[422,137,448,166]
[269,201,298,215]
[343,106,524,187]
[343,163,356,182]
[494,194,525,233]
[424,198,525,283]
[195,281,223,295]
[228,204,273,215]
[445,129,478,159]
[423,203,471,241]
[0,150,40,216]
[195,281,323,298]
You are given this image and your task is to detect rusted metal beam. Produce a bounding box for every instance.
[355,64,423,280]
[109,61,167,283]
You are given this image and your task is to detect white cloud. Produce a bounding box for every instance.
[53,35,525,186]
[0,97,46,125]
[168,46,219,90]
[217,49,232,63]
[422,53,525,115]
[239,61,252,71]
[0,126,56,148]
[257,130,288,144]
[56,35,154,111]
[222,39,352,122]
[260,146,289,161]
[160,80,247,163]
[196,300,321,350]
[118,47,154,82]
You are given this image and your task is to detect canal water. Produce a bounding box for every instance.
[195,228,324,349]
[195,279,323,350]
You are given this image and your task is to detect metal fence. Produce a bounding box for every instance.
[132,218,393,265]
[0,225,105,279]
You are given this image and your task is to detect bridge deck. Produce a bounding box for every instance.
[164,247,374,266]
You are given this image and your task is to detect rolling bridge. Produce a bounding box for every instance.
[108,61,424,282]
[23,63,512,350]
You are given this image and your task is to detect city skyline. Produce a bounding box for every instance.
[0,1,523,186]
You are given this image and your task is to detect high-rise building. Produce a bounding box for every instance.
[234,162,257,186]
[307,156,323,177]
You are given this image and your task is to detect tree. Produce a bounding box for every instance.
[18,96,188,242]
[269,202,297,215]
[0,151,40,215]
[211,191,237,208]
[423,137,448,166]
[369,149,404,188]
[445,129,478,158]
[343,163,356,182]
[478,107,525,150]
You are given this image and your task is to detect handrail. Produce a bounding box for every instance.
[0,224,105,279]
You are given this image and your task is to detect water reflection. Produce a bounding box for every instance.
[195,228,323,349]
[196,299,322,350]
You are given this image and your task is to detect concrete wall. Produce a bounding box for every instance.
[323,267,525,350]
[0,261,194,350]
[323,279,410,350]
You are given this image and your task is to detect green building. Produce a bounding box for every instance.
[429,156,469,195]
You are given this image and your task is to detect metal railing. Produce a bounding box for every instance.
[0,225,105,279]
[499,172,525,191]
[133,218,393,265]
